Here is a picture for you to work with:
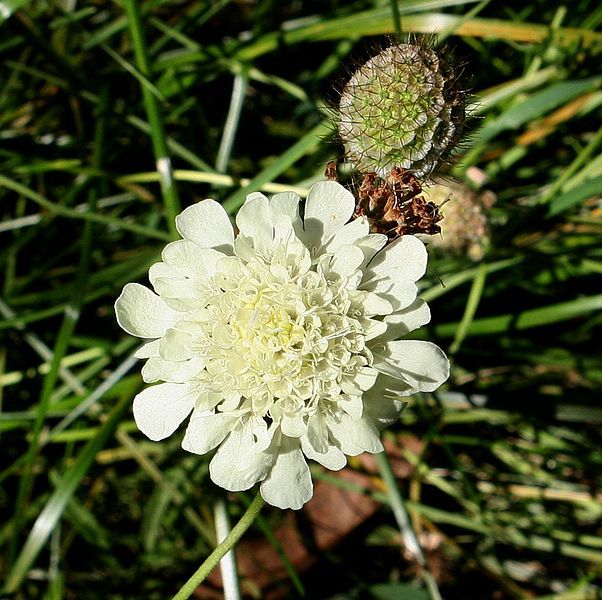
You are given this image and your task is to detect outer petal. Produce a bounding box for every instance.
[364,235,428,287]
[357,233,388,269]
[327,245,365,279]
[323,217,369,254]
[363,384,407,429]
[115,283,180,338]
[326,413,384,455]
[260,443,313,510]
[175,199,234,253]
[133,382,197,441]
[375,340,450,393]
[134,339,160,359]
[182,410,237,455]
[209,429,272,491]
[269,191,304,239]
[235,193,273,251]
[301,437,347,470]
[303,181,355,252]
[378,299,431,341]
[162,240,223,281]
[362,279,418,312]
[141,356,204,383]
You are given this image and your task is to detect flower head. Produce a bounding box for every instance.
[115,181,449,509]
[339,43,465,177]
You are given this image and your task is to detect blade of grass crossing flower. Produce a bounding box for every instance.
[421,257,520,303]
[3,394,131,594]
[171,493,264,600]
[123,0,180,235]
[449,262,487,354]
[375,451,442,600]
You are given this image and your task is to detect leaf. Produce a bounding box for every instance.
[3,395,131,594]
[547,175,602,216]
[370,583,431,600]
[0,0,31,23]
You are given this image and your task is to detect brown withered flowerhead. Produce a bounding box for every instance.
[325,162,443,240]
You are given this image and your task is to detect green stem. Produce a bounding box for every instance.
[171,492,264,600]
[123,0,180,235]
[375,451,442,600]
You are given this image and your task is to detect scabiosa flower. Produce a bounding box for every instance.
[115,181,449,509]
[339,42,465,177]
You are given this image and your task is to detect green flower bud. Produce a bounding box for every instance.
[339,43,465,177]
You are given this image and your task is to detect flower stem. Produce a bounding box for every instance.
[170,492,264,600]
[375,451,442,600]
[214,498,241,600]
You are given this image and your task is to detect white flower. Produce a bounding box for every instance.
[115,181,449,509]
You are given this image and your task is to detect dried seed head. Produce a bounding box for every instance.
[425,178,496,261]
[354,167,444,240]
[339,43,465,178]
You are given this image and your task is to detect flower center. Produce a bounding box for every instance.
[194,255,371,421]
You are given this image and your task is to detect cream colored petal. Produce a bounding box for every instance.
[327,245,365,279]
[360,318,388,341]
[338,394,364,419]
[175,199,234,253]
[141,356,204,383]
[182,410,237,455]
[323,217,369,254]
[303,181,355,252]
[260,443,313,510]
[361,278,418,312]
[357,233,388,269]
[209,429,273,491]
[363,385,407,429]
[269,191,304,239]
[378,299,431,341]
[375,340,450,393]
[301,437,347,470]
[133,382,196,441]
[115,283,180,338]
[326,413,384,455]
[162,240,223,281]
[355,291,393,316]
[364,235,427,287]
[134,339,160,359]
[159,328,192,361]
[235,193,273,251]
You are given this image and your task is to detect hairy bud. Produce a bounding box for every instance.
[339,43,465,178]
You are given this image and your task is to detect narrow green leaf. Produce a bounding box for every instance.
[548,175,602,216]
[4,394,131,594]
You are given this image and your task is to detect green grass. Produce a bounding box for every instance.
[1,1,601,598]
